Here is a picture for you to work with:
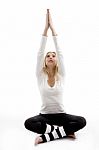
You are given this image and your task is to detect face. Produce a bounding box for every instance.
[45,52,57,68]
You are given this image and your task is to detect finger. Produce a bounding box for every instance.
[49,13,52,21]
[47,9,49,13]
[46,14,49,24]
[48,12,51,19]
[46,13,48,19]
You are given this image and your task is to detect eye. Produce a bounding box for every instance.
[46,55,50,57]
[52,55,55,57]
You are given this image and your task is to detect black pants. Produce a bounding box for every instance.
[24,113,86,135]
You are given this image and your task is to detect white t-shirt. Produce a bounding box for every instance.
[36,35,66,114]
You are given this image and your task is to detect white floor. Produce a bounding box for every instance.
[0,117,99,150]
[0,0,99,150]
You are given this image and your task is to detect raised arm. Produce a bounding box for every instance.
[36,10,49,78]
[53,36,66,77]
[48,10,66,77]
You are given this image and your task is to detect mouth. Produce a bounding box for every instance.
[48,60,53,62]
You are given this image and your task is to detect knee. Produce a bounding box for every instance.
[24,118,41,133]
[79,116,87,129]
[24,118,34,130]
[24,119,30,129]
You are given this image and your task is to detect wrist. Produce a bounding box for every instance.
[51,28,57,36]
[42,27,49,36]
[44,26,49,31]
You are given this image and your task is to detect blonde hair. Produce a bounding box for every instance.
[42,51,60,81]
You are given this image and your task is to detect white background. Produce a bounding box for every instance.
[0,0,99,150]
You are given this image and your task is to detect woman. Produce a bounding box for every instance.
[24,9,86,145]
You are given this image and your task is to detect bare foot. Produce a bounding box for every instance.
[34,136,43,146]
[67,133,76,139]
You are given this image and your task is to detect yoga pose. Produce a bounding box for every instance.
[24,9,86,145]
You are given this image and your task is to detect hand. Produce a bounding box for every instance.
[42,9,50,36]
[48,10,54,30]
[43,9,57,36]
[48,9,57,36]
[44,9,50,30]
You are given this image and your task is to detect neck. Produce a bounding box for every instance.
[47,67,55,77]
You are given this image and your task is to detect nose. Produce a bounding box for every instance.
[49,56,53,59]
